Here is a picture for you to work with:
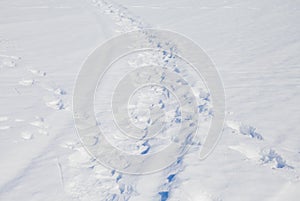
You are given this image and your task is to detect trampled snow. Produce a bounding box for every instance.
[0,0,299,200]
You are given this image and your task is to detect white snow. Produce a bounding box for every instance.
[0,0,299,200]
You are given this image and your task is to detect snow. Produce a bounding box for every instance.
[0,0,299,200]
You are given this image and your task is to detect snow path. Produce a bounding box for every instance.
[88,0,212,200]
[89,0,300,199]
[72,1,193,200]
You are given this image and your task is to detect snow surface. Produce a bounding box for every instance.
[0,0,299,200]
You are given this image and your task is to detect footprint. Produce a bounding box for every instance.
[0,55,21,68]
[1,59,16,68]
[29,117,49,135]
[54,88,67,95]
[226,120,263,140]
[21,132,33,140]
[46,99,64,110]
[229,144,293,170]
[29,117,48,129]
[60,141,77,150]
[260,148,293,169]
[40,85,66,95]
[19,79,35,86]
[28,69,46,77]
